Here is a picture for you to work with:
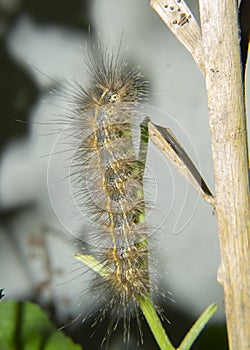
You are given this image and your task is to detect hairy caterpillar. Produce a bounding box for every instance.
[53,43,157,343]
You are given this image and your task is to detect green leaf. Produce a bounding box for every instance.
[0,301,82,350]
[178,303,218,350]
[138,296,175,350]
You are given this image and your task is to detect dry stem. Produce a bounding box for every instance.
[150,0,250,348]
[198,2,250,348]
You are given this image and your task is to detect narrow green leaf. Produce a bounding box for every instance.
[139,116,150,168]
[75,253,109,279]
[178,303,218,350]
[138,296,175,350]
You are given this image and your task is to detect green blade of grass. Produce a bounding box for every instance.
[138,296,175,350]
[178,303,218,350]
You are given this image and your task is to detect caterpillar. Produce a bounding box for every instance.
[60,44,155,342]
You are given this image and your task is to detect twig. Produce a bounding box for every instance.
[198,2,250,348]
[148,122,214,205]
[150,0,205,74]
[150,0,250,349]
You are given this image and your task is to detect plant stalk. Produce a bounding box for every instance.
[198,1,250,349]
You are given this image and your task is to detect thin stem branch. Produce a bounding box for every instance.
[150,0,250,348]
[198,1,250,349]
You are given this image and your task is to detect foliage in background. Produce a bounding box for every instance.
[0,301,81,350]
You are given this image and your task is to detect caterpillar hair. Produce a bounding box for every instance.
[54,42,158,345]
